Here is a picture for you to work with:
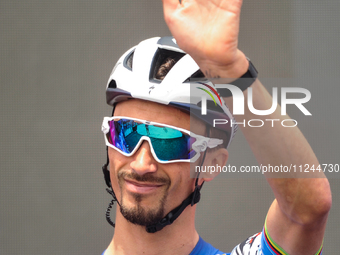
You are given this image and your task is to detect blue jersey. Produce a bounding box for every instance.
[192,228,323,255]
[102,227,323,255]
[189,232,262,255]
[189,236,226,255]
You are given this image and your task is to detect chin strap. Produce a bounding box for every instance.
[145,144,208,233]
[145,177,204,233]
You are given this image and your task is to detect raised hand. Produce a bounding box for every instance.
[162,0,248,78]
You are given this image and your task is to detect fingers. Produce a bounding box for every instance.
[162,0,180,10]
[162,0,180,26]
[228,0,243,15]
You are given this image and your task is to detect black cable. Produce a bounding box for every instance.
[103,146,120,228]
[105,196,116,228]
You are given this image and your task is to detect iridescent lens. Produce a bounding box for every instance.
[106,119,197,162]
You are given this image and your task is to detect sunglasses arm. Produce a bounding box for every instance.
[207,138,223,148]
[192,137,223,153]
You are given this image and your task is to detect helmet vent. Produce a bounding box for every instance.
[124,50,135,70]
[184,69,206,82]
[190,70,205,79]
[150,49,185,81]
[108,79,117,89]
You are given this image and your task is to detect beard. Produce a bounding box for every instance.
[118,171,170,226]
[119,193,166,226]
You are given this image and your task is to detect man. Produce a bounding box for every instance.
[100,0,332,254]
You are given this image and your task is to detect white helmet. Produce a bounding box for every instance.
[106,37,236,147]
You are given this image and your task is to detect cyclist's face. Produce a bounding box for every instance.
[108,99,205,226]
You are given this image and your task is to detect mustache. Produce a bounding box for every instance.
[118,171,171,185]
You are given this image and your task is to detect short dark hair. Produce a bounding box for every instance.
[155,57,176,80]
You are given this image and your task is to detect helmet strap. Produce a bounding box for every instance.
[103,146,121,228]
[145,136,209,233]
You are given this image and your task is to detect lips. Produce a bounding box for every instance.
[124,179,165,194]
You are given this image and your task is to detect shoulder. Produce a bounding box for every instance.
[230,232,262,255]
[190,236,229,255]
[230,229,324,255]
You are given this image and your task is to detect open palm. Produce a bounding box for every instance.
[163,0,245,74]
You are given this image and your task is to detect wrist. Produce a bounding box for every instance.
[204,54,258,97]
[199,51,249,79]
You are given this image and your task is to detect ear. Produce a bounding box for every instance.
[199,148,229,182]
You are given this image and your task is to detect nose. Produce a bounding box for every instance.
[130,140,158,175]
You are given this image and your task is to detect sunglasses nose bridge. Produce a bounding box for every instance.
[130,137,158,173]
[138,136,160,161]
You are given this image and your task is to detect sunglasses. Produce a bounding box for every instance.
[101,116,223,164]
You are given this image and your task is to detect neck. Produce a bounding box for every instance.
[105,205,199,255]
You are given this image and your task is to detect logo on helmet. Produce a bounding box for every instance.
[196,82,223,115]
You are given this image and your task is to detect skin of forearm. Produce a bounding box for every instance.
[196,50,331,224]
[223,80,332,225]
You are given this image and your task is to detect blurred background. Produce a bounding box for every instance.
[1,0,339,254]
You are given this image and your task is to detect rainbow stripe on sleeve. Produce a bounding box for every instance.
[262,220,323,255]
